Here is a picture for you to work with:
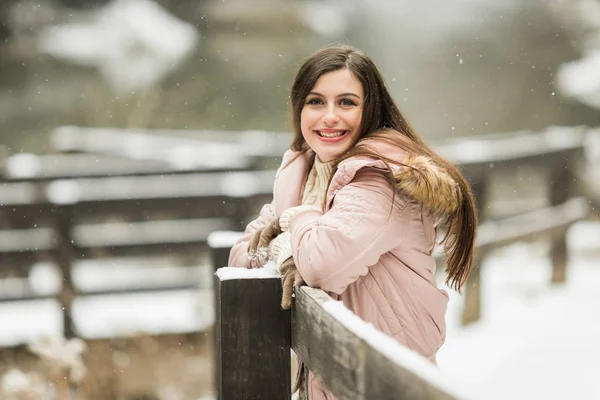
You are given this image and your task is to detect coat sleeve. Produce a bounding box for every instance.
[227,149,302,268]
[227,201,276,268]
[289,168,410,294]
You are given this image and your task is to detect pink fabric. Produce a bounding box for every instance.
[228,145,449,399]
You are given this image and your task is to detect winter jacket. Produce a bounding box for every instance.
[228,137,457,400]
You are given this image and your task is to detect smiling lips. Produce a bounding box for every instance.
[315,129,349,142]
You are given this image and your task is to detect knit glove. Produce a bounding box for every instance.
[247,205,321,266]
[280,257,305,309]
[273,205,321,308]
[248,229,301,308]
[246,218,282,266]
[270,204,323,270]
[247,205,320,308]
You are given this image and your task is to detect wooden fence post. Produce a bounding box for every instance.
[208,231,238,396]
[549,165,570,284]
[462,176,487,325]
[214,271,291,400]
[54,206,77,338]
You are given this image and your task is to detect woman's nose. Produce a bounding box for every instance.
[322,108,340,125]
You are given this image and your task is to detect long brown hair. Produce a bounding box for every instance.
[289,45,477,292]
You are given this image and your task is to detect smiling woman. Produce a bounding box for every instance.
[300,69,364,162]
[228,45,478,400]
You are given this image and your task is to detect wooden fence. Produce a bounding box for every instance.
[0,127,283,338]
[213,268,467,400]
[211,125,598,399]
[436,126,591,323]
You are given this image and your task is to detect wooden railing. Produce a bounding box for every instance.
[0,128,282,338]
[436,126,590,323]
[212,267,467,400]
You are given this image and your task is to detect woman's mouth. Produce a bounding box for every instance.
[315,130,348,138]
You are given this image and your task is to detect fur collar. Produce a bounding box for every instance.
[275,144,461,219]
[393,154,461,217]
[333,142,461,218]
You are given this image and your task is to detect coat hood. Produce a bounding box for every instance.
[393,154,462,217]
[333,139,461,219]
[275,137,461,219]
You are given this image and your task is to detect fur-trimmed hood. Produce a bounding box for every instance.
[392,154,461,217]
[331,142,461,219]
[273,139,461,220]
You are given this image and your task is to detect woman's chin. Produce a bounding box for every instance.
[315,149,344,162]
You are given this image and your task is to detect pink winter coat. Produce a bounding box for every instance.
[229,139,457,400]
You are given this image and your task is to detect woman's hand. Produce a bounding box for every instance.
[244,208,307,308]
[246,218,282,266]
[280,257,305,309]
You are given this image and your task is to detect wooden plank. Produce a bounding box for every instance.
[437,126,585,166]
[52,126,247,160]
[41,170,277,203]
[0,181,43,205]
[0,169,276,206]
[0,218,232,253]
[73,219,233,258]
[0,291,55,303]
[475,197,589,251]
[214,271,291,400]
[77,283,201,297]
[1,153,254,182]
[51,126,290,166]
[0,170,275,231]
[293,286,463,400]
[0,227,56,253]
[436,127,586,181]
[0,283,202,303]
[73,217,232,247]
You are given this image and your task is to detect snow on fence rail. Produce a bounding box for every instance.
[213,268,469,400]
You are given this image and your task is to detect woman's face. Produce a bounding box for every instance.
[300,69,364,162]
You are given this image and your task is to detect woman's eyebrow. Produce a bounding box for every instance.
[308,91,361,99]
[338,93,361,99]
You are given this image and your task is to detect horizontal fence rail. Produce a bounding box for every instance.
[51,125,291,168]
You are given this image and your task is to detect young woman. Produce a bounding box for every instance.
[228,45,477,400]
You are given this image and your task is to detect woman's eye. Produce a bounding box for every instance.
[306,98,323,105]
[340,98,357,106]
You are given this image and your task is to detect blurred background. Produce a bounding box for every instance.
[0,0,599,399]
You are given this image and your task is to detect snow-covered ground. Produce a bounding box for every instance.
[438,221,600,399]
[0,222,598,399]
